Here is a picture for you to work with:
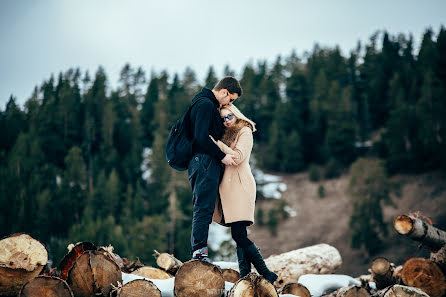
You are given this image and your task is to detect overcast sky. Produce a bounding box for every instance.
[1,0,445,108]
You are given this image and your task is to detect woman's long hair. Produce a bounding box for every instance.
[221,104,257,132]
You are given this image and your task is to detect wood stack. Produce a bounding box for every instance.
[112,279,161,297]
[0,233,48,296]
[393,214,446,297]
[174,260,225,297]
[278,283,311,297]
[227,272,278,297]
[18,276,73,297]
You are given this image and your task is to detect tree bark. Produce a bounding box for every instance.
[372,285,430,297]
[401,257,446,297]
[227,272,278,297]
[430,244,446,269]
[222,268,240,283]
[264,243,342,286]
[336,286,370,297]
[153,250,183,275]
[0,233,48,296]
[394,215,446,251]
[67,250,122,297]
[19,276,73,297]
[371,257,395,289]
[115,279,161,297]
[131,266,172,279]
[59,242,96,280]
[174,260,225,297]
[279,283,311,297]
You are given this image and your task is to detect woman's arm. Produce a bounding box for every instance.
[215,128,253,165]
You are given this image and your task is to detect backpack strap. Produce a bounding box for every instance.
[186,96,210,140]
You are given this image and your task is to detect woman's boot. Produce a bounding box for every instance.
[236,246,251,278]
[243,243,278,284]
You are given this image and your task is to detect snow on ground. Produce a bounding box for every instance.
[251,159,287,199]
[208,222,232,252]
[123,270,373,297]
[298,274,376,296]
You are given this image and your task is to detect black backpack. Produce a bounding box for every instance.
[165,98,205,171]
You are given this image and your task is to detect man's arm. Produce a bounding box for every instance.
[192,101,226,161]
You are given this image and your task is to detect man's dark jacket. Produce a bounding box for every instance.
[190,88,226,161]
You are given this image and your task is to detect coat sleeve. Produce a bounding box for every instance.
[216,127,253,165]
[193,101,226,161]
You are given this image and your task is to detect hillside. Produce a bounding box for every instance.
[249,170,446,276]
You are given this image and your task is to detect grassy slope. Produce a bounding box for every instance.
[249,170,446,276]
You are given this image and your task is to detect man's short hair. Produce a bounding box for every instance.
[214,76,243,97]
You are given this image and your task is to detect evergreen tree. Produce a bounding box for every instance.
[348,158,393,256]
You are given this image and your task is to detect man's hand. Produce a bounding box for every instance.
[221,154,237,166]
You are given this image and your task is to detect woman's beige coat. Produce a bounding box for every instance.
[212,126,256,226]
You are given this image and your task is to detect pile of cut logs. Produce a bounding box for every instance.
[0,213,445,297]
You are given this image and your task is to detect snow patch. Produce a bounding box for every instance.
[208,222,232,252]
[284,205,297,217]
[298,274,361,297]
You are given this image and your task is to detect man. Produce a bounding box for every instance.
[188,76,242,262]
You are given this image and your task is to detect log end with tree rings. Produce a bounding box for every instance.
[222,268,240,283]
[153,250,183,274]
[18,276,74,297]
[0,233,49,296]
[371,257,395,289]
[371,257,391,275]
[378,284,430,297]
[67,250,122,297]
[336,285,370,297]
[394,215,414,235]
[174,260,225,297]
[115,279,161,297]
[59,242,96,280]
[401,257,446,297]
[131,266,172,279]
[228,272,278,297]
[279,282,310,297]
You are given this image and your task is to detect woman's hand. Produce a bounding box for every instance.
[209,135,217,144]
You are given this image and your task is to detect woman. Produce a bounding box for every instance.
[210,104,278,284]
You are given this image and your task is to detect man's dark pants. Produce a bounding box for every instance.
[188,153,222,252]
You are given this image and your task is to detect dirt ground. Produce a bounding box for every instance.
[249,170,446,276]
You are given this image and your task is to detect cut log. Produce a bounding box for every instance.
[222,268,240,283]
[121,258,144,273]
[99,245,124,269]
[59,242,96,280]
[153,250,183,274]
[401,257,446,297]
[19,276,73,297]
[115,279,161,297]
[222,268,239,283]
[394,215,446,251]
[0,233,48,296]
[336,286,370,297]
[372,284,430,297]
[264,243,342,285]
[430,244,446,268]
[67,250,122,297]
[131,266,172,279]
[279,283,311,297]
[371,257,395,289]
[227,272,278,297]
[174,260,225,297]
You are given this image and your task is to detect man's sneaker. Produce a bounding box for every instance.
[192,247,212,263]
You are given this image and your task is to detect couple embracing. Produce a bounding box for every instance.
[187,76,277,284]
